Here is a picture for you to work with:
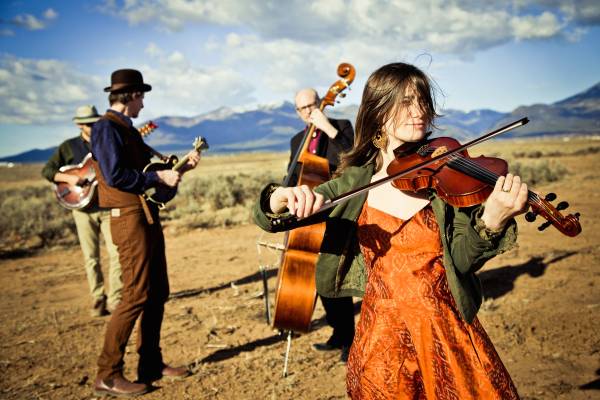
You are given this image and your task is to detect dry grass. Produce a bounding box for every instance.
[1,136,594,254]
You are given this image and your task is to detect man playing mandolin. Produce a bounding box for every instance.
[91,69,200,397]
[42,105,122,317]
[288,88,356,363]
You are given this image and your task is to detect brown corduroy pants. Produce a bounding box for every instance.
[97,205,169,381]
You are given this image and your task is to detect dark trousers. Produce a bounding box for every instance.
[320,295,355,347]
[97,206,169,380]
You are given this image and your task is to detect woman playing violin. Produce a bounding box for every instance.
[253,62,527,399]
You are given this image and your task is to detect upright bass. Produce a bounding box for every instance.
[272,63,356,333]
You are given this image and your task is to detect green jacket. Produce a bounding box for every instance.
[252,163,517,323]
[41,136,91,182]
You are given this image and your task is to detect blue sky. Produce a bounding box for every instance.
[0,0,599,157]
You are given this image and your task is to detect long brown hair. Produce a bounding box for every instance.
[336,62,439,175]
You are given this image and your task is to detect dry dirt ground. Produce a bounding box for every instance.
[1,138,599,399]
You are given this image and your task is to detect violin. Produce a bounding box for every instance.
[387,136,582,237]
[299,118,581,238]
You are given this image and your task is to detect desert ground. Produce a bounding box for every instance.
[0,137,599,399]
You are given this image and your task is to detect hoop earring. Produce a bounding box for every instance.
[372,131,388,149]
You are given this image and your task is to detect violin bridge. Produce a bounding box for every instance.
[431,146,448,158]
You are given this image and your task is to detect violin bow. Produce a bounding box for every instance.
[298,117,529,220]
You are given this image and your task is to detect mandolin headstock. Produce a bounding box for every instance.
[192,136,209,153]
[138,121,158,137]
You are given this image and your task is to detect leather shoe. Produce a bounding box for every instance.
[161,365,191,380]
[94,375,149,397]
[91,296,109,317]
[312,342,342,351]
[138,364,191,383]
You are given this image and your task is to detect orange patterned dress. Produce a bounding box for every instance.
[346,204,519,399]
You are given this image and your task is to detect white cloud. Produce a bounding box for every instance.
[13,14,45,30]
[511,11,562,39]
[100,0,599,55]
[44,8,59,20]
[129,53,256,118]
[145,42,164,57]
[166,51,186,65]
[0,55,104,124]
[6,8,58,32]
[0,31,258,124]
[0,53,257,125]
[225,32,242,47]
[537,0,600,25]
[90,0,600,115]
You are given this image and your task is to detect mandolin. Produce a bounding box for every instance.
[142,136,209,208]
[53,121,158,210]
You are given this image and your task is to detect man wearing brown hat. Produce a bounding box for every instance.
[42,105,123,317]
[91,69,200,397]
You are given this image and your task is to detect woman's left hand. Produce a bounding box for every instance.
[480,173,529,231]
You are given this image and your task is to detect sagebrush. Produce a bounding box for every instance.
[0,157,569,252]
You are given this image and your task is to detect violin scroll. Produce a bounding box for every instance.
[527,192,581,237]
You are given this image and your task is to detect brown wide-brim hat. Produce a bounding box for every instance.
[103,68,152,93]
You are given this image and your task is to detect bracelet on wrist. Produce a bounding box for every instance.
[474,216,504,241]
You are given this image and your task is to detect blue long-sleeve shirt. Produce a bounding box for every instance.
[91,109,159,194]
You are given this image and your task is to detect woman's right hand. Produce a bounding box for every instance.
[270,185,325,218]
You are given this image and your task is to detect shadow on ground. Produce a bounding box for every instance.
[198,301,363,364]
[579,368,600,391]
[479,251,577,300]
[169,268,278,300]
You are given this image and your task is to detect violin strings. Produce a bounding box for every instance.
[447,154,547,210]
[422,147,548,211]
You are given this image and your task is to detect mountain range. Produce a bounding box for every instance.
[2,82,599,163]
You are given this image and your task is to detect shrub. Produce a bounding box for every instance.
[0,185,77,251]
[162,170,280,228]
[509,160,568,186]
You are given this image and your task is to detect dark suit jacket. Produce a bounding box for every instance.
[286,118,354,185]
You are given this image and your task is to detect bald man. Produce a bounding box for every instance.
[286,88,356,363]
[288,88,354,180]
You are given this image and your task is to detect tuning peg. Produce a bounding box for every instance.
[574,212,581,219]
[544,193,557,202]
[339,93,346,98]
[556,201,569,211]
[525,211,537,222]
[538,221,552,231]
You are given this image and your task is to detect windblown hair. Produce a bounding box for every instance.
[108,91,143,106]
[335,62,439,175]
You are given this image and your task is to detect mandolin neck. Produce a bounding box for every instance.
[172,154,190,172]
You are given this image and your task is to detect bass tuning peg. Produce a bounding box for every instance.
[538,221,552,231]
[525,211,537,222]
[544,192,557,202]
[556,201,569,211]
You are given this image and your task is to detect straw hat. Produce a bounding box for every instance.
[72,105,101,124]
